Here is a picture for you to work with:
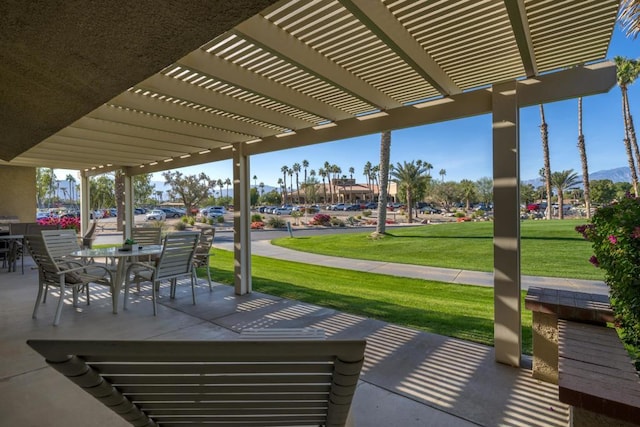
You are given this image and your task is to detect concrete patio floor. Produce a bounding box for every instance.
[0,256,569,426]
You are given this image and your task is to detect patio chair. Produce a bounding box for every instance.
[124,231,200,315]
[192,228,215,290]
[24,233,114,326]
[131,226,162,247]
[26,338,366,427]
[9,222,28,274]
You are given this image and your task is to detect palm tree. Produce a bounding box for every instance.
[258,182,264,196]
[292,163,301,204]
[288,168,294,203]
[363,161,372,201]
[278,178,286,204]
[459,179,477,211]
[390,161,428,223]
[615,56,640,195]
[302,160,309,187]
[318,168,327,204]
[323,161,333,203]
[66,174,76,203]
[252,175,258,188]
[280,165,289,204]
[619,0,640,38]
[539,104,553,219]
[439,169,446,182]
[348,166,355,203]
[374,131,391,236]
[577,97,591,218]
[550,170,580,220]
[332,165,342,202]
[424,162,433,178]
[224,178,231,198]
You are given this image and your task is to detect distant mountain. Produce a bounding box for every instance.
[522,166,631,188]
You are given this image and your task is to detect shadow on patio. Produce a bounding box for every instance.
[0,256,568,426]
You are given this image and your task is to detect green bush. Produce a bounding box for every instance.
[207,217,214,226]
[362,210,372,217]
[330,216,345,227]
[454,211,466,218]
[251,214,263,222]
[577,193,640,367]
[181,216,189,223]
[174,221,187,230]
[266,216,286,228]
[188,217,195,226]
[216,215,225,224]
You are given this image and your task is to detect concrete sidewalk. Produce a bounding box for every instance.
[214,239,608,295]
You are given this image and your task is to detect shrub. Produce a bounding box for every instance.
[309,213,331,226]
[181,216,189,223]
[251,221,264,229]
[38,216,80,232]
[216,215,225,224]
[454,211,466,218]
[174,221,187,230]
[577,193,640,366]
[188,217,195,226]
[362,210,372,217]
[251,214,263,222]
[207,217,214,226]
[266,216,286,228]
[330,216,345,227]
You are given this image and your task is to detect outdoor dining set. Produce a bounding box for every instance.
[10,225,216,326]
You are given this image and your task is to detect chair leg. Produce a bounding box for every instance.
[53,280,66,326]
[191,274,196,305]
[32,283,44,319]
[123,277,130,310]
[43,284,49,303]
[206,265,212,291]
[151,280,157,316]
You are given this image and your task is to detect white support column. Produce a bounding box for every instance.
[80,173,90,234]
[123,172,133,240]
[233,144,252,295]
[492,80,522,367]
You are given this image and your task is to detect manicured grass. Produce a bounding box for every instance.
[206,249,533,354]
[272,219,603,280]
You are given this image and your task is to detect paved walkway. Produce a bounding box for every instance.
[214,239,608,295]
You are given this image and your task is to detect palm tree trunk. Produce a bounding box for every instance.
[624,89,640,195]
[577,98,591,219]
[115,170,125,232]
[622,87,640,195]
[375,131,391,236]
[539,105,553,220]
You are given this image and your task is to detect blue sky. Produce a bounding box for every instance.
[58,25,639,189]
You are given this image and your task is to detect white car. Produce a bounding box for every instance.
[202,206,226,218]
[146,209,166,221]
[273,207,293,215]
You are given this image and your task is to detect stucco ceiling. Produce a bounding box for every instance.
[0,0,620,174]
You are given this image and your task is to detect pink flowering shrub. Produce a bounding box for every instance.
[37,216,80,232]
[309,213,331,226]
[576,193,640,360]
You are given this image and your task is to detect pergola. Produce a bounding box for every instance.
[1,0,621,366]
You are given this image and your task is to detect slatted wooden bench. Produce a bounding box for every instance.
[558,320,640,427]
[525,286,614,384]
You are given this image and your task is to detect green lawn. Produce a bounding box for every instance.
[206,249,533,354]
[272,219,603,280]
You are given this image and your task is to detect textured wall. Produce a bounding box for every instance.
[0,166,36,222]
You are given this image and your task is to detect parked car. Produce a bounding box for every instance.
[89,210,104,219]
[344,204,360,211]
[202,206,226,218]
[330,203,346,211]
[146,209,166,221]
[273,206,293,215]
[419,205,442,214]
[134,207,146,214]
[158,207,181,218]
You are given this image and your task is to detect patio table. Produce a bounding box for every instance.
[70,245,162,313]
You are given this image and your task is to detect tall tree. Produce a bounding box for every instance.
[216,179,224,200]
[475,176,493,207]
[288,168,294,203]
[459,179,477,211]
[114,170,125,231]
[302,159,309,187]
[318,168,327,204]
[133,173,155,206]
[348,166,355,203]
[374,131,391,237]
[539,104,553,219]
[163,171,211,213]
[323,161,333,203]
[258,182,265,196]
[280,166,289,204]
[619,0,640,38]
[439,168,446,182]
[292,163,301,204]
[615,56,640,195]
[389,160,428,223]
[576,97,592,218]
[252,175,258,188]
[363,161,372,201]
[277,178,284,203]
[550,170,580,219]
[66,174,76,203]
[224,177,231,198]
